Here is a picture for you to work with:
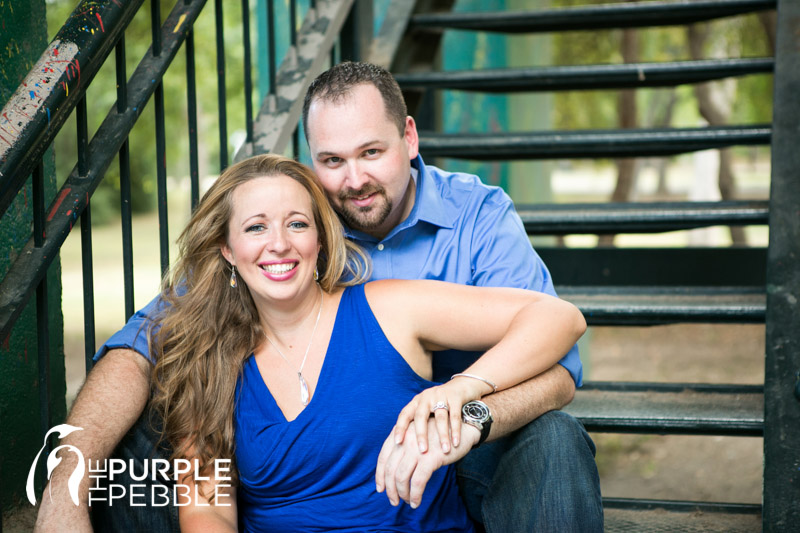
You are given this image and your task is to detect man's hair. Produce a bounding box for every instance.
[302,61,408,138]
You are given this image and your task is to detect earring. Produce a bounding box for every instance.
[314,268,319,281]
[230,265,237,288]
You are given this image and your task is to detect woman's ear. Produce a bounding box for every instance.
[220,243,235,266]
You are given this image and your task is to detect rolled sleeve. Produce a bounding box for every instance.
[93,295,164,364]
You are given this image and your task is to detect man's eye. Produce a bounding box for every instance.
[326,156,342,165]
[364,149,379,156]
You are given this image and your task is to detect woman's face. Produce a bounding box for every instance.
[221,174,321,307]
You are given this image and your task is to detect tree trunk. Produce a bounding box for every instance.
[687,24,746,245]
[599,27,639,247]
[655,91,678,196]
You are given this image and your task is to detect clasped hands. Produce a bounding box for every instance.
[375,378,491,509]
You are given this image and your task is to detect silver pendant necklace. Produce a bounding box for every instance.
[263,284,324,406]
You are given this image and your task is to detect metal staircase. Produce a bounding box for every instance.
[384,0,797,530]
[1,0,798,530]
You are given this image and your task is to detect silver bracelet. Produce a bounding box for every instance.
[450,373,498,393]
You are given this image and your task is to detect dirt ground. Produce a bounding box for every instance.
[587,323,764,504]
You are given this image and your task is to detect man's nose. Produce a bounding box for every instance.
[344,161,369,190]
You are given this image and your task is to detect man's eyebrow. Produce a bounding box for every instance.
[315,140,382,158]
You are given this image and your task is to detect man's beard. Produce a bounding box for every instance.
[337,185,393,232]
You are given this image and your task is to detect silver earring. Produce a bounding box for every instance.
[230,265,237,288]
[314,268,319,281]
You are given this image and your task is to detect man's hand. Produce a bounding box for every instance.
[34,349,151,533]
[376,416,480,509]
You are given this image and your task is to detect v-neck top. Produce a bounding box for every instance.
[234,284,474,532]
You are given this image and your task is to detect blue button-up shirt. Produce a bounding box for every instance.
[97,155,582,385]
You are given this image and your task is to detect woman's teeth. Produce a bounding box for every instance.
[261,263,296,274]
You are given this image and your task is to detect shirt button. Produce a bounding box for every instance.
[377,243,385,251]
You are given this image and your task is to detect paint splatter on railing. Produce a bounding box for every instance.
[0,40,79,161]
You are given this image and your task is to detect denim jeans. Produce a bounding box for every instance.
[90,408,180,532]
[456,410,604,533]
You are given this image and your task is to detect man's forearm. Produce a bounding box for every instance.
[481,363,575,442]
[34,348,151,532]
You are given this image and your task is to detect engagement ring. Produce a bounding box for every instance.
[432,401,449,412]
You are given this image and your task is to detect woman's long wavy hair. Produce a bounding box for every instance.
[150,154,370,479]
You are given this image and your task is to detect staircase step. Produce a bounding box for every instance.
[518,200,769,235]
[542,248,766,287]
[565,382,764,436]
[558,286,765,325]
[395,58,773,93]
[604,498,762,532]
[410,0,775,33]
[418,125,770,160]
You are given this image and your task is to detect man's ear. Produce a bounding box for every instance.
[404,116,419,160]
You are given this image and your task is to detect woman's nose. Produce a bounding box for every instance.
[266,227,290,253]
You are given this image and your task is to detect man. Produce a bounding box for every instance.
[36,62,602,532]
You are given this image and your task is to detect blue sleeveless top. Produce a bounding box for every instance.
[234,284,474,532]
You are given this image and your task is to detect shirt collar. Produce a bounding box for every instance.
[408,155,454,230]
[342,155,454,242]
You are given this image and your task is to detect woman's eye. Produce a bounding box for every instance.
[289,221,308,229]
[246,224,266,232]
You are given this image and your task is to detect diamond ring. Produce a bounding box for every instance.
[432,401,449,412]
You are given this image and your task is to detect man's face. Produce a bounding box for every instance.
[305,83,419,239]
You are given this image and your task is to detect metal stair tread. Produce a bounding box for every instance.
[603,498,762,533]
[517,200,769,234]
[556,285,765,324]
[418,125,771,159]
[410,0,775,33]
[395,58,773,92]
[565,382,764,435]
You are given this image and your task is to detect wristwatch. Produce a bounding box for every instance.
[461,400,493,448]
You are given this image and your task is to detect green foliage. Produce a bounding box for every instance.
[46,0,252,223]
[550,0,773,132]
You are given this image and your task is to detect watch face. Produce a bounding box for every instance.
[463,401,490,423]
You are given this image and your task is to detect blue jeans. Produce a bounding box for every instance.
[90,408,179,532]
[456,410,604,532]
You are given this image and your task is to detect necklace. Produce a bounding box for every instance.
[263,284,324,406]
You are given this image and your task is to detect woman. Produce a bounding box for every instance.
[150,154,585,532]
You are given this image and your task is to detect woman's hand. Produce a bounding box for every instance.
[393,377,493,453]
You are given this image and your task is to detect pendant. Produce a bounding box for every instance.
[298,372,310,406]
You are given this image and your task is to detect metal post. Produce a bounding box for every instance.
[763,0,800,529]
[340,0,373,62]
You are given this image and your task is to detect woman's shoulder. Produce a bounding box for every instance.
[363,279,460,315]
